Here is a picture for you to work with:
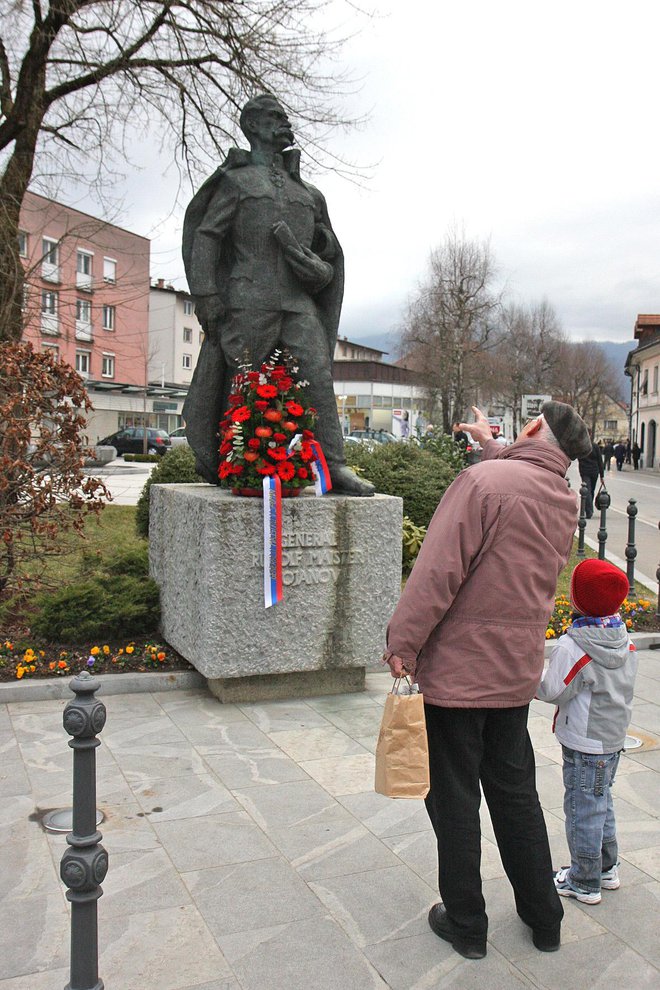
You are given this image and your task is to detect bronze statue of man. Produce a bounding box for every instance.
[181,94,374,496]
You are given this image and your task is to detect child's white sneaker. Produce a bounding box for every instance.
[601,863,620,890]
[554,867,601,904]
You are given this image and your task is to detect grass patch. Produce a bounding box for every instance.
[0,505,145,633]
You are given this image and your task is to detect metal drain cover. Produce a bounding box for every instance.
[42,809,104,833]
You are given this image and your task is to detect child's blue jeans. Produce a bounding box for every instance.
[562,746,620,893]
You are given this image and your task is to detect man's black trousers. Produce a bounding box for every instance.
[424,704,563,941]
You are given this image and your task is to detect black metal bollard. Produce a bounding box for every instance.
[595,487,610,560]
[60,671,107,990]
[625,499,638,599]
[577,483,588,556]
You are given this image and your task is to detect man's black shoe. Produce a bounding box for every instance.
[427,904,487,960]
[532,927,561,952]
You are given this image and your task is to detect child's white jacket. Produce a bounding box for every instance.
[537,622,637,754]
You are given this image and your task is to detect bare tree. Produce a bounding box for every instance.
[483,299,565,434]
[0,0,364,341]
[399,228,502,431]
[557,341,624,434]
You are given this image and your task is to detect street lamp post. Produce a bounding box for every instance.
[337,394,347,435]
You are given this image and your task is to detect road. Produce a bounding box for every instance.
[567,463,660,591]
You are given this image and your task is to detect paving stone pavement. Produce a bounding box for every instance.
[1,660,659,990]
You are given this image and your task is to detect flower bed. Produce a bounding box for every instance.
[545,594,656,640]
[0,639,194,682]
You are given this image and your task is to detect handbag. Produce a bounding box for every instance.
[374,677,430,799]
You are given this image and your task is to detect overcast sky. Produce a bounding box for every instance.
[72,0,660,348]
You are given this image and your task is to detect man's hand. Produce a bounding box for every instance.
[382,652,414,678]
[458,406,493,447]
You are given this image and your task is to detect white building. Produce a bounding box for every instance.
[625,315,660,469]
[332,336,427,434]
[149,280,204,388]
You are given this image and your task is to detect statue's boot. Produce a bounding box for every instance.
[329,465,375,497]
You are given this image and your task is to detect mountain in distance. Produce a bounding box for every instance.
[346,331,400,358]
[595,340,635,400]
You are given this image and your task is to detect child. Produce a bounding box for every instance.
[537,558,638,905]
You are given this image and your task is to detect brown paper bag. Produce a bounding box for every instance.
[374,681,430,799]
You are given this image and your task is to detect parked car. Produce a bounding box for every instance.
[98,427,172,457]
[169,426,189,447]
[349,429,398,444]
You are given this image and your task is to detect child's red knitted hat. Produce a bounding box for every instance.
[570,559,629,617]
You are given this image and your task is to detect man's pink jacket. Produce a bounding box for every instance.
[386,438,578,708]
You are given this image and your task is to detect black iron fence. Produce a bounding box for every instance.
[576,482,659,607]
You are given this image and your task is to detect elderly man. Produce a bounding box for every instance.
[181,93,373,496]
[384,401,591,959]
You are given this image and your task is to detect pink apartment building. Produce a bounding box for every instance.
[19,191,160,440]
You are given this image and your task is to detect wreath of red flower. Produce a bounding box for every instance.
[217,350,321,493]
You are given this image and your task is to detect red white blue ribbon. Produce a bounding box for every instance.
[310,440,332,495]
[262,475,283,608]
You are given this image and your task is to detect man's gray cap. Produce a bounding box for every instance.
[541,401,592,460]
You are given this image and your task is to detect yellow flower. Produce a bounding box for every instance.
[39,650,45,657]
[90,646,100,656]
[16,666,24,679]
[103,645,110,655]
[545,629,556,639]
[125,645,134,655]
[118,648,124,655]
[4,640,12,649]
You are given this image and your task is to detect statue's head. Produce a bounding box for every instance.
[240,95,294,151]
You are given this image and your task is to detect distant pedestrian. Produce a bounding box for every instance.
[603,440,614,472]
[632,442,641,470]
[625,438,632,465]
[578,439,604,519]
[614,442,626,471]
[452,421,469,446]
[537,559,637,905]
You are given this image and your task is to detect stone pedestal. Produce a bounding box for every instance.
[149,485,402,701]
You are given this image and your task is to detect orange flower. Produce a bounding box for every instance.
[16,666,25,679]
[49,662,56,670]
[103,645,110,655]
[58,660,67,669]
[125,645,134,655]
[157,652,166,661]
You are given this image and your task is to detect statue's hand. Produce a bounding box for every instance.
[195,296,225,343]
[272,220,299,252]
[282,244,334,293]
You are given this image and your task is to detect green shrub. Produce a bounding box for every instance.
[344,441,459,528]
[105,544,149,578]
[32,574,160,642]
[136,445,203,537]
[124,453,160,463]
[402,515,427,575]
[415,432,466,473]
